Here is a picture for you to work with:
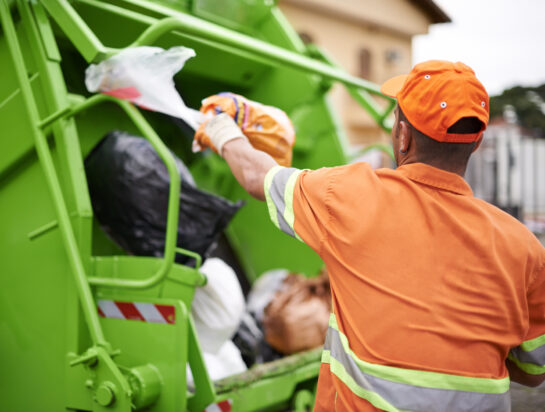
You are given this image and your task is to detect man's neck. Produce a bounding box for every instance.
[398,158,467,177]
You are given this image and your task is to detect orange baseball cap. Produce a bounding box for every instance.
[381,60,489,143]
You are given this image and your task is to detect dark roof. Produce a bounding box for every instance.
[410,0,451,24]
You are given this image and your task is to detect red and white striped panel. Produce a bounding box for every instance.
[203,400,232,412]
[97,300,175,324]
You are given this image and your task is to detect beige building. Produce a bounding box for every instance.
[278,0,449,147]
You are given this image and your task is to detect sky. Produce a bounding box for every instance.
[413,0,545,96]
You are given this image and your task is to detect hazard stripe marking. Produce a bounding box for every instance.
[98,300,125,320]
[115,301,145,322]
[97,300,176,324]
[217,400,232,412]
[155,303,176,325]
[203,399,232,412]
[134,302,167,324]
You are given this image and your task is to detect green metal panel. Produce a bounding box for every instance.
[67,297,191,411]
[91,256,206,304]
[1,3,106,411]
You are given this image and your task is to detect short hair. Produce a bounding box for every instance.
[398,107,482,166]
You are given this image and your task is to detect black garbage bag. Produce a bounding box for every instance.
[85,131,243,265]
[232,312,282,367]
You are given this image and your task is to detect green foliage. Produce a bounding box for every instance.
[490,84,545,137]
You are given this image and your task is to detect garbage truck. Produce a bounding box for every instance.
[0,0,395,410]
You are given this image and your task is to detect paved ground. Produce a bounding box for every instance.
[511,381,545,411]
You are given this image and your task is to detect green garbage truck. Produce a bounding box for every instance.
[0,0,394,410]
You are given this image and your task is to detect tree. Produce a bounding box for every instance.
[490,84,545,137]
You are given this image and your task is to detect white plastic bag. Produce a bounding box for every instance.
[192,258,245,353]
[85,46,204,129]
[186,340,247,386]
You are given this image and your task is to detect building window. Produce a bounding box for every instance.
[385,49,402,66]
[359,48,372,79]
[298,32,314,45]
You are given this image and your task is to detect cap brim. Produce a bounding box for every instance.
[380,74,408,98]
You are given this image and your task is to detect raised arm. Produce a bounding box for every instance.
[198,112,278,201]
[193,109,329,251]
[222,138,277,201]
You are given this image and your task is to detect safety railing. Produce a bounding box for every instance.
[129,15,396,134]
[42,93,186,289]
[38,93,205,290]
[41,0,396,131]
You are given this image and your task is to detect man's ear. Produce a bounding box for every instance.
[399,120,411,153]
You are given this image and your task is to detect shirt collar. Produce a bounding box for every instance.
[396,163,473,196]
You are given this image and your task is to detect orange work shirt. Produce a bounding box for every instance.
[264,162,545,412]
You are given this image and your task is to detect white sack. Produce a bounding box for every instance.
[192,258,244,353]
[186,340,247,386]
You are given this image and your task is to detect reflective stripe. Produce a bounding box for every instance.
[282,169,303,241]
[322,350,399,412]
[264,166,283,230]
[509,332,545,375]
[270,167,298,236]
[328,315,509,393]
[520,332,545,352]
[264,166,303,240]
[508,351,545,375]
[324,314,511,412]
[511,345,545,369]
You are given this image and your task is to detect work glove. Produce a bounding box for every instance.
[194,112,248,156]
[193,93,296,166]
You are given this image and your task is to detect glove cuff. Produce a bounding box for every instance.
[205,113,248,156]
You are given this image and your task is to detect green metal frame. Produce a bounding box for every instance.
[306,44,396,155]
[0,5,204,407]
[0,0,107,349]
[1,1,398,410]
[44,93,187,289]
[41,0,395,131]
[33,0,396,298]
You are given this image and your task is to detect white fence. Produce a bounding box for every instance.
[466,124,545,234]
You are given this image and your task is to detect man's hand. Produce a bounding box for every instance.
[196,113,278,201]
[194,113,248,154]
[194,93,295,166]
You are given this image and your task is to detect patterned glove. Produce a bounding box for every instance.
[194,112,248,156]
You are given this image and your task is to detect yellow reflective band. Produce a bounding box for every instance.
[282,169,303,242]
[321,350,404,412]
[520,332,545,352]
[328,314,510,394]
[264,166,283,230]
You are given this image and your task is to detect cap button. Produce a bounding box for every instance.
[454,62,463,73]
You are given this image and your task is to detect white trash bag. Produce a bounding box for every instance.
[187,340,247,386]
[85,46,204,129]
[192,258,245,354]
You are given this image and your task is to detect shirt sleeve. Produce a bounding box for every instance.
[509,262,545,375]
[264,166,336,252]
